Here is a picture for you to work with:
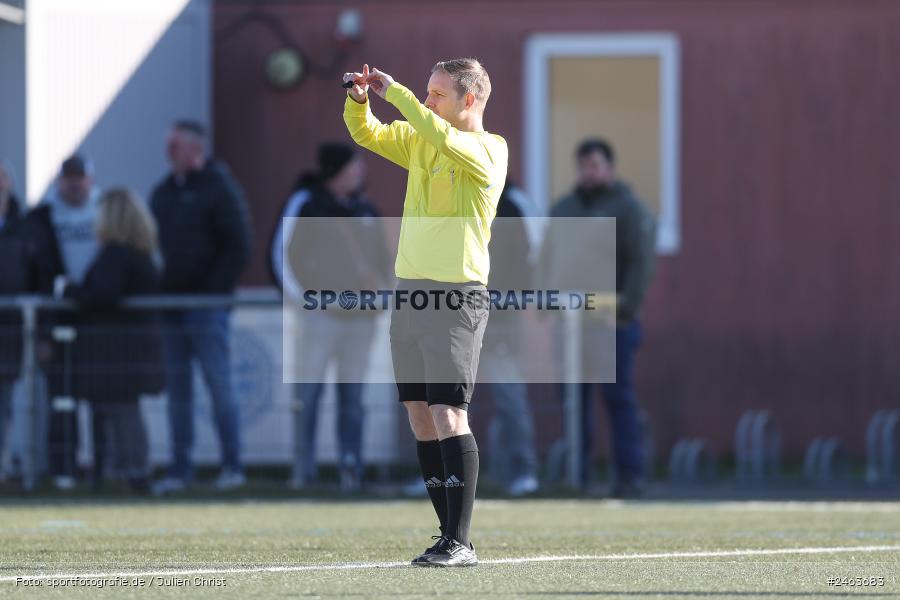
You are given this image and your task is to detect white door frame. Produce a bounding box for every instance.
[524,32,681,254]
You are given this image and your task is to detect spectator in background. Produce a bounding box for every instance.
[150,120,252,494]
[26,154,101,490]
[271,142,391,491]
[543,138,656,497]
[60,188,163,494]
[481,178,539,496]
[0,159,32,483]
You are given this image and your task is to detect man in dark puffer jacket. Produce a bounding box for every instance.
[150,120,252,494]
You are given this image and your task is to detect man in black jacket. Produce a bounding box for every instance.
[150,120,252,494]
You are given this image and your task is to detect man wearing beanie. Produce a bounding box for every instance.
[270,142,391,491]
[343,60,507,567]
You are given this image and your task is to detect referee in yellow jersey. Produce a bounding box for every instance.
[343,59,507,567]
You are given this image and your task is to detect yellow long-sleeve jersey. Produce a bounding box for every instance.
[343,83,508,285]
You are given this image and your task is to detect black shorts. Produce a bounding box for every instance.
[389,279,489,408]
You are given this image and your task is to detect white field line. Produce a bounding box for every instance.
[2,544,900,583]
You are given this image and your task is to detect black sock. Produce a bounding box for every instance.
[416,440,447,535]
[440,433,479,547]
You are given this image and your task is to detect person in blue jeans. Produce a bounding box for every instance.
[150,120,252,494]
[161,309,242,487]
[292,314,375,491]
[295,379,364,487]
[544,138,656,497]
[577,320,644,494]
[271,143,390,491]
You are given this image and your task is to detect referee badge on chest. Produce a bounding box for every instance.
[427,166,456,216]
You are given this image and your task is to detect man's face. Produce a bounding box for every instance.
[576,150,616,189]
[424,70,470,126]
[166,128,203,173]
[330,156,366,197]
[57,174,92,206]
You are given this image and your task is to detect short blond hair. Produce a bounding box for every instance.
[432,58,492,108]
[95,187,158,256]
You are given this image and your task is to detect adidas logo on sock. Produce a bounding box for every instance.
[424,476,444,488]
[445,475,465,488]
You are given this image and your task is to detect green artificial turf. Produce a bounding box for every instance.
[0,499,897,599]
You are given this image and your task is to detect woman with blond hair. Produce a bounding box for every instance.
[61,187,163,493]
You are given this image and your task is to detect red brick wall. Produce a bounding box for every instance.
[213,0,900,461]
